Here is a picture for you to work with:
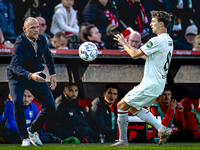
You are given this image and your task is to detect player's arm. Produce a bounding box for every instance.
[123,42,146,59]
[114,33,146,59]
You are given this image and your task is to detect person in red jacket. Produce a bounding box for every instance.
[150,85,185,132]
[186,98,200,141]
[150,85,194,142]
[150,85,193,142]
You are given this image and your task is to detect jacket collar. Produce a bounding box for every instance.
[21,32,42,45]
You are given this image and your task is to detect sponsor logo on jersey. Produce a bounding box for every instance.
[146,41,153,48]
[168,41,173,46]
[29,111,33,118]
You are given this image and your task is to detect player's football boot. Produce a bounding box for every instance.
[111,140,129,146]
[27,127,43,146]
[158,127,172,145]
[21,138,30,146]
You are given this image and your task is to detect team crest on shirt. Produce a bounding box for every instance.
[146,41,153,48]
[29,111,33,118]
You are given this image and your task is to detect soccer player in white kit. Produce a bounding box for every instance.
[111,10,174,146]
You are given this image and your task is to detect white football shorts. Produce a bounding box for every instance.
[124,86,158,110]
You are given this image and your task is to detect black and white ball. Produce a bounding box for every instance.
[78,42,98,62]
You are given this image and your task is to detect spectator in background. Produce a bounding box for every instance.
[117,0,151,43]
[89,83,119,142]
[36,16,52,42]
[128,31,142,49]
[0,28,14,48]
[50,0,79,36]
[66,22,90,49]
[73,0,88,25]
[186,98,200,141]
[192,0,200,32]
[175,25,198,50]
[171,0,198,40]
[0,0,16,43]
[38,0,61,36]
[4,89,38,144]
[10,0,41,36]
[150,85,191,142]
[102,24,121,50]
[79,22,90,43]
[82,0,121,38]
[0,93,12,116]
[192,34,200,51]
[48,32,68,49]
[0,115,10,144]
[47,83,98,143]
[83,24,106,49]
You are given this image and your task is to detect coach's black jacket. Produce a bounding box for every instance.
[89,96,118,140]
[47,94,97,141]
[7,32,55,80]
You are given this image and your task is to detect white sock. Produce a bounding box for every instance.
[136,108,164,130]
[117,110,129,141]
[158,125,166,133]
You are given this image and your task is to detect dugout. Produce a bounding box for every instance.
[1,49,200,103]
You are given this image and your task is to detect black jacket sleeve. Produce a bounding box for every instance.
[89,97,117,137]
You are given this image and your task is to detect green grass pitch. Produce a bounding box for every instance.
[0,143,200,150]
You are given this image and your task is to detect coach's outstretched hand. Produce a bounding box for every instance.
[50,75,57,90]
[31,71,46,82]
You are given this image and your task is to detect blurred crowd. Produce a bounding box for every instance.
[0,0,200,50]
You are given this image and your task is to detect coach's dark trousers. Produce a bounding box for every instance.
[8,79,56,140]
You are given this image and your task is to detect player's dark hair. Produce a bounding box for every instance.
[104,83,120,93]
[150,10,173,28]
[83,24,96,41]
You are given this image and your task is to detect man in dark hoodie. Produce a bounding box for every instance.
[89,83,119,142]
[46,83,98,143]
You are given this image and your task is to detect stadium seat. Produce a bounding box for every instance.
[32,100,41,112]
[78,99,92,112]
[32,100,47,131]
[113,100,119,107]
[0,98,6,105]
[180,98,199,116]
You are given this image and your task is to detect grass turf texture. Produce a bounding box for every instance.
[0,143,200,150]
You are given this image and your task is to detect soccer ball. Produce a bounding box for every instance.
[78,42,98,62]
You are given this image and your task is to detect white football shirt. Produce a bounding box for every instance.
[138,33,173,96]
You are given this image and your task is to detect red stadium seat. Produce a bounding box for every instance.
[32,100,41,113]
[113,100,119,107]
[180,98,199,116]
[0,98,6,105]
[78,99,92,112]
